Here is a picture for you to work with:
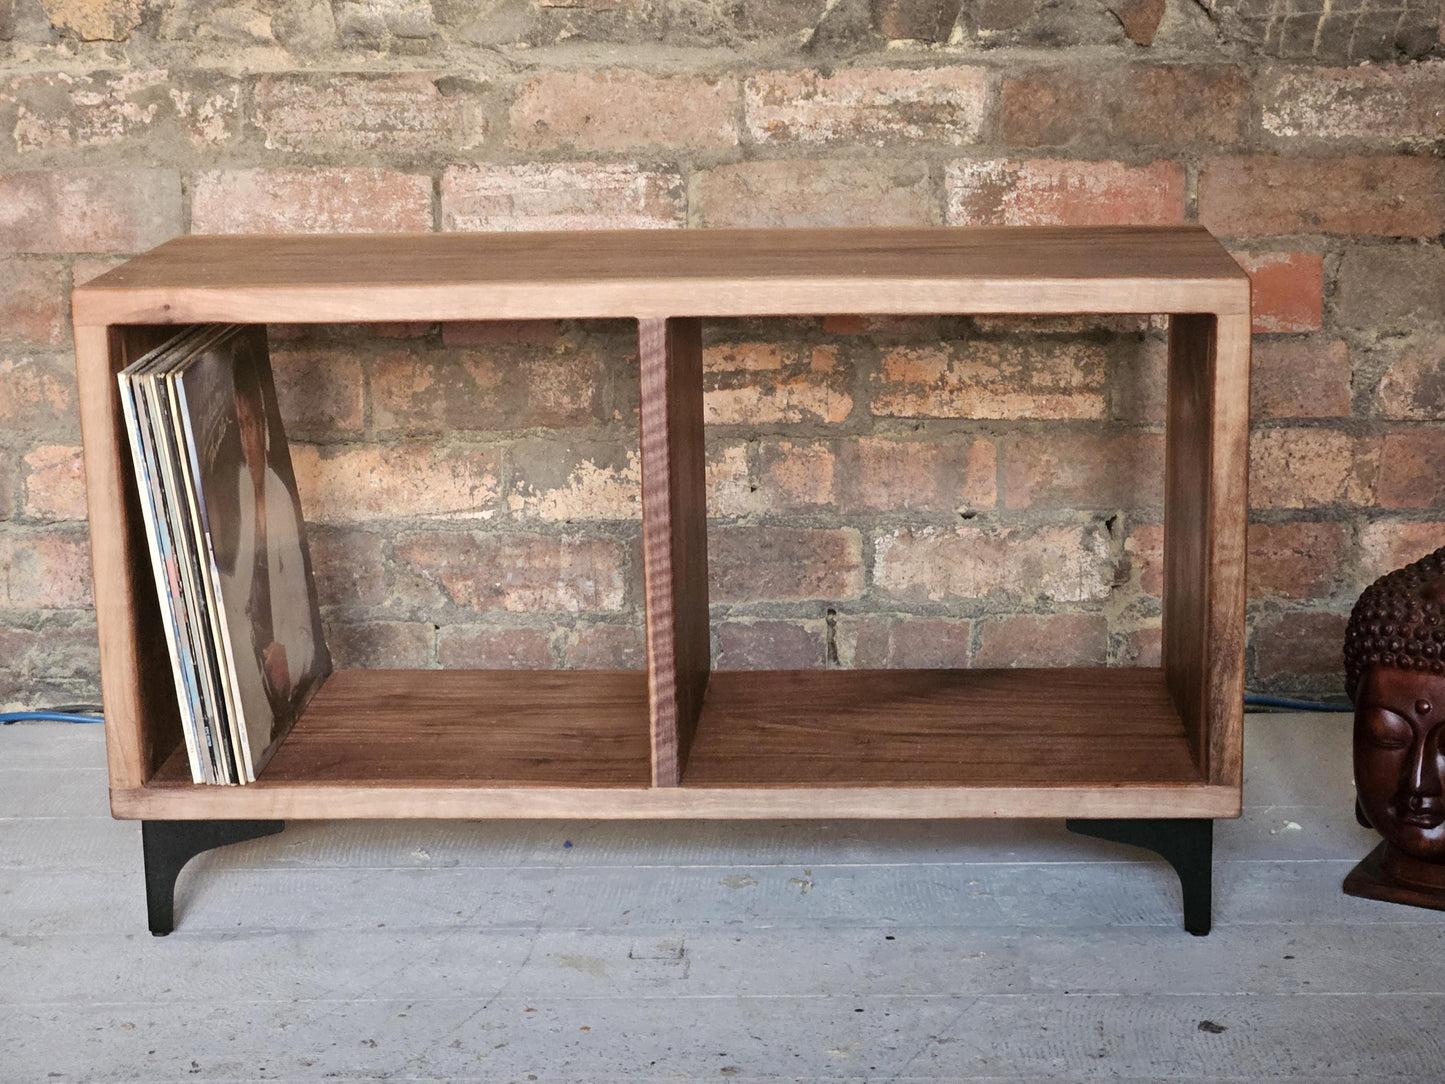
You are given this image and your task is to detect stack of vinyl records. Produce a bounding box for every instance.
[119,324,331,784]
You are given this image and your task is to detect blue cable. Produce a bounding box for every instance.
[0,711,105,724]
[1244,694,1352,713]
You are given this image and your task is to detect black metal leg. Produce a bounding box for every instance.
[142,819,285,936]
[1066,817,1214,936]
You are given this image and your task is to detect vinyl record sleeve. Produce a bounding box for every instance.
[117,325,217,783]
[173,325,332,780]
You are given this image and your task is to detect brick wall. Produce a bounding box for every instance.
[1,0,1442,709]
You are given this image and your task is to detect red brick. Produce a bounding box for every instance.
[847,615,972,668]
[974,613,1107,667]
[306,527,386,607]
[1110,336,1168,425]
[373,348,607,431]
[0,353,77,438]
[705,442,762,519]
[0,259,64,344]
[822,314,947,340]
[842,436,997,513]
[509,70,739,152]
[190,169,432,234]
[0,454,13,520]
[442,321,562,347]
[946,159,1185,227]
[0,622,98,685]
[1249,429,1375,509]
[872,0,964,40]
[1358,520,1445,583]
[333,0,439,43]
[976,314,1154,335]
[1002,432,1165,511]
[563,624,646,669]
[32,0,140,40]
[1261,63,1445,145]
[1335,246,1445,332]
[373,322,433,339]
[1126,523,1164,596]
[20,444,85,520]
[693,159,934,228]
[744,67,987,145]
[325,621,434,668]
[0,169,181,253]
[703,342,852,425]
[1199,156,1445,238]
[1251,339,1351,419]
[1234,251,1323,334]
[709,526,863,603]
[291,443,502,523]
[755,440,836,511]
[873,341,1107,420]
[1247,522,1348,600]
[1253,611,1349,685]
[0,528,92,608]
[437,625,554,668]
[716,620,825,669]
[393,531,628,613]
[1377,339,1445,419]
[1110,0,1164,44]
[0,70,239,153]
[442,163,685,232]
[999,65,1250,147]
[823,314,871,335]
[254,72,487,154]
[874,524,1115,603]
[1121,625,1162,666]
[1378,430,1445,509]
[510,444,640,521]
[271,346,365,435]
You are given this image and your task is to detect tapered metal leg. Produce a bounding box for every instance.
[1066,817,1214,936]
[142,819,285,935]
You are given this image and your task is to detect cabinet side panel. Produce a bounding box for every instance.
[639,317,710,787]
[75,324,186,792]
[1163,313,1249,788]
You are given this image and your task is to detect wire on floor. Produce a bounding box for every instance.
[1244,694,1352,713]
[1,705,105,724]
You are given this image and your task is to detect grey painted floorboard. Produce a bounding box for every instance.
[1,713,1441,1083]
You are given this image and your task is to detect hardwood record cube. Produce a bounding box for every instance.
[72,227,1250,932]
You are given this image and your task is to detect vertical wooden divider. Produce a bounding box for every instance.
[638,317,711,787]
[74,323,187,791]
[1163,312,1251,786]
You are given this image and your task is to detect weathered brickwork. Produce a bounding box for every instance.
[1,0,1442,709]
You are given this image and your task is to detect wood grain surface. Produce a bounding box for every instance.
[72,226,1252,821]
[683,668,1204,787]
[116,667,1238,821]
[638,317,710,787]
[147,669,652,788]
[74,324,186,791]
[71,227,1250,324]
[1163,313,1250,786]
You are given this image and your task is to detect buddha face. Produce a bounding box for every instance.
[1355,665,1445,861]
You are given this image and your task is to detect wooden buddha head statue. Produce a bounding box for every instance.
[1343,545,1445,908]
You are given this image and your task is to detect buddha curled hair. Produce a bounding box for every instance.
[1343,546,1445,703]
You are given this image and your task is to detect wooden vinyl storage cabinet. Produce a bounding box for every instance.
[72,226,1252,936]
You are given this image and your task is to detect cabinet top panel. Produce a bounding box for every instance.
[73,226,1249,324]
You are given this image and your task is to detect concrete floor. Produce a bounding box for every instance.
[3,712,1443,1082]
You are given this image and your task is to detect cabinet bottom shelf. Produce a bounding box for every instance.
[121,667,1236,821]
